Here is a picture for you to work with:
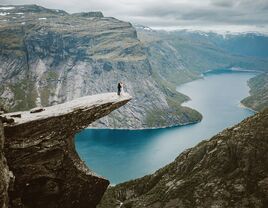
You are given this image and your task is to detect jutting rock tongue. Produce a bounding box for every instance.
[2,93,131,208]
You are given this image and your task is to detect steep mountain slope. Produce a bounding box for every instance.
[137,28,268,83]
[99,108,268,208]
[165,30,268,58]
[0,5,201,128]
[137,28,268,114]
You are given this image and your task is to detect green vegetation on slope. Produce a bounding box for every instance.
[241,73,268,111]
[145,72,202,127]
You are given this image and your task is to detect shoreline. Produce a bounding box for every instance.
[87,68,258,131]
[239,102,258,113]
[203,68,263,74]
[87,120,201,131]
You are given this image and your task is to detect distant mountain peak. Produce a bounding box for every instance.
[133,24,154,32]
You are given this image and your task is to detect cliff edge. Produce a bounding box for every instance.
[1,92,131,208]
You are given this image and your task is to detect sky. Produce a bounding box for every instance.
[1,0,268,34]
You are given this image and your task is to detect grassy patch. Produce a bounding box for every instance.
[9,79,37,111]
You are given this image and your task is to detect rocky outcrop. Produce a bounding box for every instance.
[2,93,131,208]
[99,108,268,208]
[0,121,11,208]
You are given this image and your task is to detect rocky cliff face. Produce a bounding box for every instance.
[99,108,268,208]
[0,121,11,208]
[2,93,131,208]
[0,4,201,128]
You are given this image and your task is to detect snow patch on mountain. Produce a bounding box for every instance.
[0,7,14,10]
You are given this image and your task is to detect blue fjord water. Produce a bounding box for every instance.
[75,70,257,184]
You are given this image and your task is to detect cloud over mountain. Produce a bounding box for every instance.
[2,0,268,33]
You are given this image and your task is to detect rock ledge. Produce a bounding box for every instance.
[2,92,131,208]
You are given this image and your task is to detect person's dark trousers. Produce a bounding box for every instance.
[117,90,121,95]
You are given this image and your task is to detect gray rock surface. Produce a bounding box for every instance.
[2,93,131,208]
[99,108,268,208]
[0,121,11,208]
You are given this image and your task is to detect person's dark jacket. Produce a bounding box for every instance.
[117,83,122,95]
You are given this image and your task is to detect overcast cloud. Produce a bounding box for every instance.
[1,0,268,33]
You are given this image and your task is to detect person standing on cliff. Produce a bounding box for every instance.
[117,82,122,96]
